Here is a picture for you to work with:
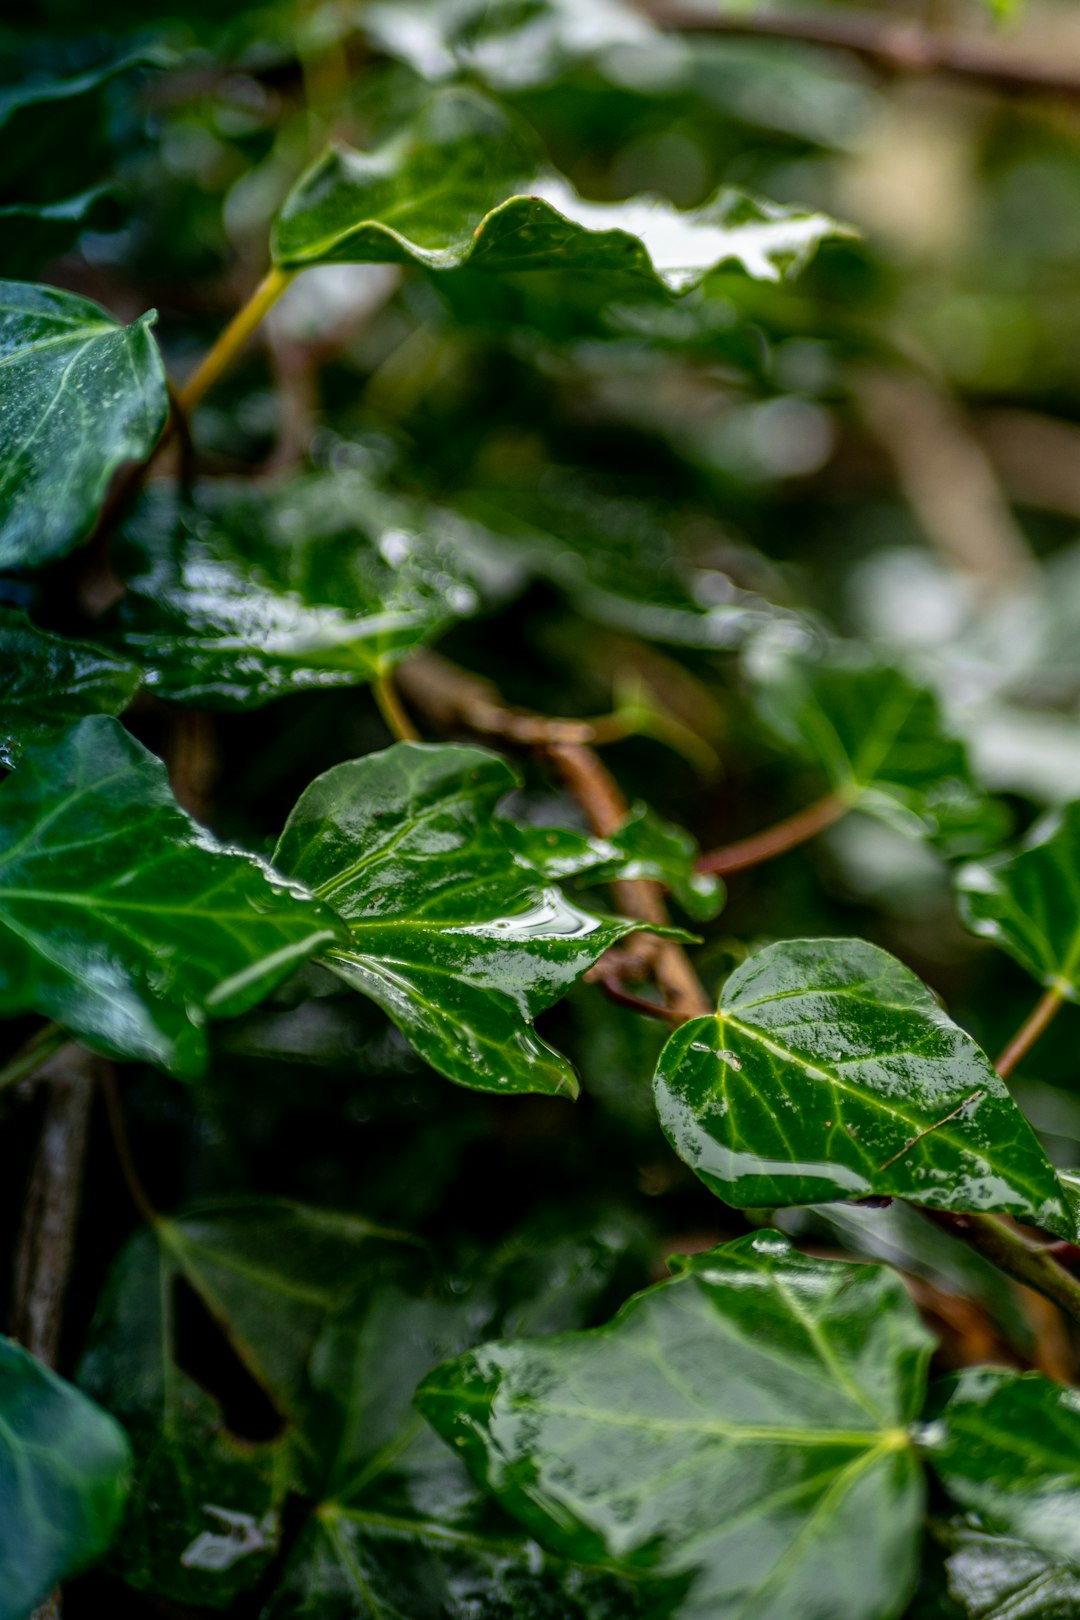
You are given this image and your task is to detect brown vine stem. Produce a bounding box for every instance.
[697,792,850,876]
[642,5,1080,102]
[0,1022,68,1095]
[395,651,712,1019]
[995,985,1065,1082]
[101,1065,161,1229]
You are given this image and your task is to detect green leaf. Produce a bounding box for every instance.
[417,1231,934,1620]
[0,716,343,1075]
[922,1369,1080,1569]
[110,476,479,708]
[745,636,1004,856]
[958,804,1080,999]
[263,1226,671,1618]
[502,801,724,921]
[0,281,168,571]
[0,608,140,767]
[1,1336,131,1620]
[78,1199,408,1609]
[944,1527,1080,1620]
[0,187,119,281]
[360,0,660,91]
[274,742,661,1096]
[653,937,1069,1231]
[272,89,845,291]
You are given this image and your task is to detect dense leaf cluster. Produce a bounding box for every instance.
[1,1,1078,1617]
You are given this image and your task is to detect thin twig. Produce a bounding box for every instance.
[100,1066,160,1229]
[697,792,850,876]
[396,652,712,1019]
[996,985,1064,1081]
[642,4,1080,101]
[0,1023,68,1095]
[13,1048,96,1365]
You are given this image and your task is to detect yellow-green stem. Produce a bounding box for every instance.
[177,265,295,416]
[374,672,421,742]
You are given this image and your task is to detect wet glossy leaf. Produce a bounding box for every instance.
[273,89,844,291]
[745,636,1003,855]
[361,0,661,91]
[264,1229,670,1618]
[503,802,723,921]
[0,716,343,1074]
[0,1336,131,1620]
[0,281,168,570]
[418,1231,934,1620]
[923,1369,1080,1568]
[274,743,660,1096]
[958,804,1080,999]
[944,1527,1080,1620]
[79,1200,408,1609]
[0,608,140,767]
[653,938,1069,1231]
[110,476,479,708]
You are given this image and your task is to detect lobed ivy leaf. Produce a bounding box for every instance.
[1,1336,131,1620]
[0,716,343,1075]
[418,1231,934,1620]
[745,636,1004,856]
[922,1369,1080,1570]
[272,89,845,291]
[503,802,724,921]
[0,607,140,767]
[274,743,667,1096]
[78,1199,410,1609]
[0,281,168,571]
[958,804,1080,1000]
[110,476,479,708]
[653,938,1070,1232]
[943,1527,1080,1620]
[265,1270,662,1618]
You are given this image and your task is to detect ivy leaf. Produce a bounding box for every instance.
[0,608,140,767]
[922,1369,1080,1569]
[745,636,1003,856]
[0,281,168,571]
[263,1228,671,1617]
[361,0,662,91]
[0,716,343,1075]
[1,1337,131,1620]
[0,187,120,281]
[958,805,1080,999]
[110,476,479,708]
[503,802,724,921]
[417,1231,934,1620]
[272,89,845,291]
[274,743,665,1096]
[78,1199,409,1609]
[653,938,1070,1232]
[944,1527,1080,1620]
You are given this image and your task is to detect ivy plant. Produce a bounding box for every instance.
[2,3,1079,1617]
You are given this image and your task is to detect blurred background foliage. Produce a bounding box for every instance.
[7,2,1080,1610]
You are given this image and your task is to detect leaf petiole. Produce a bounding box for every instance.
[176,265,294,416]
[696,791,851,876]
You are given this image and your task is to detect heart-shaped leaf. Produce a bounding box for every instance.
[274,743,665,1096]
[272,88,845,291]
[1,1336,131,1620]
[0,281,168,570]
[958,804,1080,999]
[0,716,343,1074]
[0,608,140,767]
[418,1231,934,1620]
[922,1368,1080,1570]
[745,635,1003,855]
[653,938,1069,1232]
[79,1199,409,1609]
[110,476,479,708]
